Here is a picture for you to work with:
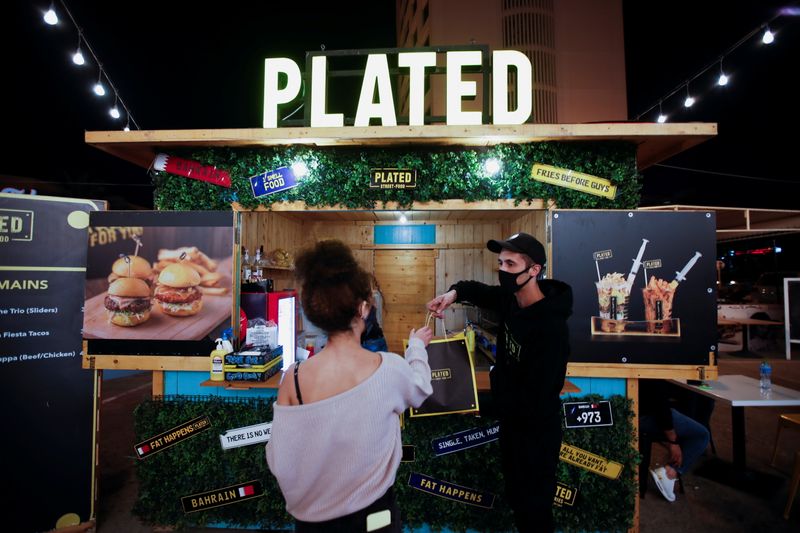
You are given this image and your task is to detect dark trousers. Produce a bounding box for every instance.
[499,417,562,533]
[294,487,400,533]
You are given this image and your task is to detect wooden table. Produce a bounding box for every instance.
[671,374,800,469]
[717,317,783,357]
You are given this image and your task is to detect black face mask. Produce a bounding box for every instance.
[498,268,533,293]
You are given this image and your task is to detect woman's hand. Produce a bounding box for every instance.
[410,326,433,347]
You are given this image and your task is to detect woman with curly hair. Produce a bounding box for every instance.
[266,239,433,532]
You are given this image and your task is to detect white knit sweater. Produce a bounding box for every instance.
[265,337,432,522]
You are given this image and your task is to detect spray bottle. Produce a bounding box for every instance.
[210,338,226,382]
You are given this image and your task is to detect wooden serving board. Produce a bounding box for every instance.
[83,257,233,341]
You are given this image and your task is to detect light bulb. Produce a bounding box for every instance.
[484,158,501,176]
[718,73,728,86]
[292,161,308,178]
[657,114,667,123]
[399,214,408,224]
[72,51,85,65]
[44,9,58,25]
[93,83,105,96]
[109,106,120,119]
[684,95,695,108]
[123,125,130,132]
[762,28,775,44]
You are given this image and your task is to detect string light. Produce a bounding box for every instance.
[42,0,140,130]
[717,59,729,86]
[656,102,667,123]
[109,96,121,119]
[634,10,790,121]
[683,85,695,108]
[93,67,106,96]
[71,32,84,65]
[43,3,58,25]
[762,26,775,44]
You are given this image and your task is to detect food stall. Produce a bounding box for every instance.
[70,44,724,530]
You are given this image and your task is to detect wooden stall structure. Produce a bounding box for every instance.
[84,123,719,532]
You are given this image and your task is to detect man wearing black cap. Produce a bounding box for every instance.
[427,232,572,533]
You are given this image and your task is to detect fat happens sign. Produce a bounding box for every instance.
[370,168,417,190]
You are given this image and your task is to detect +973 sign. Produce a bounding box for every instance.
[563,400,613,429]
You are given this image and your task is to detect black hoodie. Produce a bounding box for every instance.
[451,278,573,421]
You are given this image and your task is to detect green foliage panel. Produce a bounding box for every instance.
[133,394,637,532]
[152,143,641,211]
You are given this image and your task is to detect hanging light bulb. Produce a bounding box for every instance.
[717,60,729,86]
[72,34,85,65]
[109,95,121,119]
[43,4,58,25]
[93,68,106,96]
[683,85,695,108]
[484,158,501,176]
[656,102,667,123]
[123,122,130,132]
[762,26,775,44]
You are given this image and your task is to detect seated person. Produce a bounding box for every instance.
[639,379,711,502]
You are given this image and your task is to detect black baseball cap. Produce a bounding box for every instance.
[487,232,547,265]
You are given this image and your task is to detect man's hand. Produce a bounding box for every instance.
[426,290,457,318]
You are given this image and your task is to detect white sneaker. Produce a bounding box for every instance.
[650,466,677,502]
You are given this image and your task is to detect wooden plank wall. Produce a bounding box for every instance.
[240,212,547,339]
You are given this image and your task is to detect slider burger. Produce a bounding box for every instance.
[105,278,153,327]
[154,263,203,317]
[109,255,154,287]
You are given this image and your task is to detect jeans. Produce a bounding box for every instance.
[640,408,710,474]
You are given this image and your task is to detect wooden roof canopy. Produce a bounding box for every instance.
[85,123,718,222]
[85,123,716,171]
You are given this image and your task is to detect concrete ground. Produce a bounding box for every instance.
[95,350,800,532]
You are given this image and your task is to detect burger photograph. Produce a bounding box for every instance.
[105,277,153,327]
[154,263,203,317]
[82,211,233,345]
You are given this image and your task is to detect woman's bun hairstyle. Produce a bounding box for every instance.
[295,240,371,333]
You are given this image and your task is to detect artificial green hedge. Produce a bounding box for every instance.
[132,394,637,532]
[152,142,641,211]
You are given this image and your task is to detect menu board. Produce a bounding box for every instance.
[551,210,717,365]
[0,193,104,531]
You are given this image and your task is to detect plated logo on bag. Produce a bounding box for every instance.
[181,480,264,513]
[430,368,451,380]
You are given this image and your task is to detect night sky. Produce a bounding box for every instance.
[2,1,798,213]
